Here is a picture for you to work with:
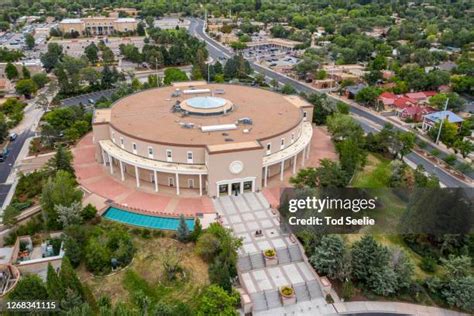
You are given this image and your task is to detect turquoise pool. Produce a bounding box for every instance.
[103,207,194,231]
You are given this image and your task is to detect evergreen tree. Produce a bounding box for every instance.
[5,62,18,80]
[177,215,190,242]
[190,217,202,242]
[351,235,390,287]
[9,274,48,300]
[209,259,232,293]
[47,145,74,175]
[84,42,99,64]
[46,263,65,301]
[310,235,348,280]
[59,257,85,300]
[22,65,30,78]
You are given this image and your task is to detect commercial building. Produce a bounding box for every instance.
[59,17,137,36]
[92,82,314,197]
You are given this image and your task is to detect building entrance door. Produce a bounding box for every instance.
[231,182,241,196]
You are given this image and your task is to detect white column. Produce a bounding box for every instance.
[264,166,268,187]
[199,174,202,196]
[175,173,180,195]
[101,149,107,166]
[302,148,306,166]
[228,183,232,196]
[240,181,244,194]
[108,153,114,174]
[135,166,140,187]
[280,160,284,181]
[153,170,158,192]
[306,143,311,159]
[119,160,125,181]
[293,155,297,174]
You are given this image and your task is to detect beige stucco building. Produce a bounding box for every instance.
[59,17,137,36]
[92,82,314,197]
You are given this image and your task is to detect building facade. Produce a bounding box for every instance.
[92,82,314,197]
[59,17,137,36]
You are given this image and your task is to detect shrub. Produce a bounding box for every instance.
[419,256,437,273]
[430,149,440,157]
[152,229,165,238]
[443,154,457,166]
[325,293,334,304]
[80,204,97,221]
[140,228,151,239]
[342,281,355,300]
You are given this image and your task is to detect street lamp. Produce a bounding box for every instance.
[435,98,449,145]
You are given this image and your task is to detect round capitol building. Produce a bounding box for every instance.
[92,81,314,197]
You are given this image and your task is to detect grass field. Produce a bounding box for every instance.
[78,235,209,307]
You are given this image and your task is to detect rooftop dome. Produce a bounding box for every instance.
[180,96,233,116]
[187,96,227,109]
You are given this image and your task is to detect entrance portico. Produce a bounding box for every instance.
[216,177,256,197]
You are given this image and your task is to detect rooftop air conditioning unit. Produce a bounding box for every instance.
[171,89,182,97]
[237,117,253,125]
[180,122,195,129]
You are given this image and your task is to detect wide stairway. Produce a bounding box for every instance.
[213,192,328,314]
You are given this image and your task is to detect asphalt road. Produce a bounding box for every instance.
[61,89,117,107]
[188,18,471,188]
[0,129,34,207]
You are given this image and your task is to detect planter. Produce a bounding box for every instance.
[263,248,278,266]
[279,286,296,305]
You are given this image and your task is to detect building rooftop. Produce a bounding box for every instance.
[116,18,137,23]
[106,84,306,146]
[60,18,82,24]
[424,111,464,124]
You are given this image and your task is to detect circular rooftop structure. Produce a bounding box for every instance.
[109,84,304,146]
[180,96,233,115]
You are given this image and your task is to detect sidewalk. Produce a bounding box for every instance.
[333,301,469,316]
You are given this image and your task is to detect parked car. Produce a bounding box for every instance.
[9,133,17,141]
[0,148,10,162]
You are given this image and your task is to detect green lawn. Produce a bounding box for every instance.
[348,153,443,280]
[351,154,392,188]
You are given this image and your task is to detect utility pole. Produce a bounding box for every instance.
[207,62,210,83]
[435,98,449,144]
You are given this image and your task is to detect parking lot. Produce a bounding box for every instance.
[242,45,299,69]
[48,36,146,58]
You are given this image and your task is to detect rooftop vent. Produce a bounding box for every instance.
[183,88,211,95]
[201,124,237,133]
[237,117,253,125]
[180,122,195,129]
[171,89,182,97]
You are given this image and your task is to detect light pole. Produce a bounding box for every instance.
[435,98,449,145]
[207,62,210,83]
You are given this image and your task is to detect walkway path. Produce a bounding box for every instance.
[334,301,469,316]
